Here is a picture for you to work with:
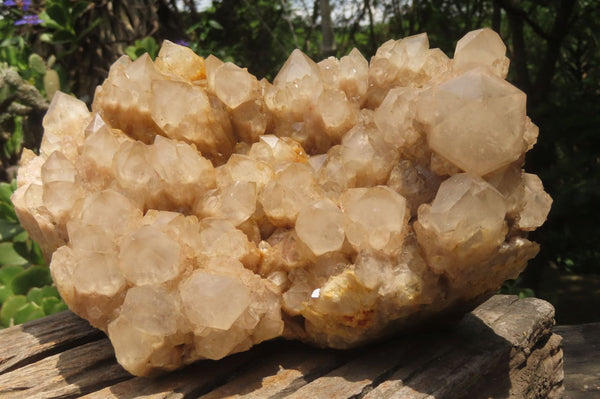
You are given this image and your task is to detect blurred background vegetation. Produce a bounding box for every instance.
[0,0,598,327]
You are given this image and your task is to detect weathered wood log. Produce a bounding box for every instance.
[0,295,564,398]
[0,310,103,374]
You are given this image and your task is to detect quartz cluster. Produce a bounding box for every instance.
[12,28,552,376]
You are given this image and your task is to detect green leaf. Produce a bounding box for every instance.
[0,265,24,285]
[0,37,25,49]
[40,33,55,44]
[13,302,44,325]
[518,288,536,299]
[29,241,46,266]
[38,11,63,31]
[26,286,44,305]
[10,266,53,295]
[125,47,138,60]
[42,297,67,315]
[76,17,103,42]
[71,1,91,18]
[13,239,34,260]
[45,4,69,28]
[46,55,56,69]
[0,84,12,104]
[11,230,28,243]
[186,22,204,33]
[40,285,59,298]
[0,182,14,204]
[26,285,59,306]
[3,46,22,70]
[0,242,29,266]
[0,220,23,241]
[28,54,47,75]
[125,37,159,60]
[12,234,46,266]
[208,20,224,30]
[3,116,24,160]
[142,37,158,58]
[0,200,17,223]
[0,285,13,304]
[49,30,76,45]
[0,294,27,327]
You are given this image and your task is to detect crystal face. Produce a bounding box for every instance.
[417,69,527,176]
[13,31,552,377]
[453,28,510,78]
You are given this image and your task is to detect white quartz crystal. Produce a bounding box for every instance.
[213,62,260,109]
[453,28,510,78]
[13,29,551,377]
[341,186,407,254]
[295,198,345,256]
[118,226,181,285]
[417,68,527,176]
[180,270,251,330]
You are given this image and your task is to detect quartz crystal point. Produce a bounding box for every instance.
[13,29,552,377]
[417,68,527,176]
[453,28,510,78]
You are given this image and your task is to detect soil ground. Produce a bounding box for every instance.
[536,270,600,325]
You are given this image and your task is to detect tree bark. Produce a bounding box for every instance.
[319,0,337,57]
[494,0,577,109]
[491,1,501,34]
[531,0,577,107]
[507,11,532,95]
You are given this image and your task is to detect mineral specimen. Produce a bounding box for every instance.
[12,28,552,377]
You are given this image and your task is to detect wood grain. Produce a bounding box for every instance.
[0,296,566,398]
[0,310,103,374]
[0,340,130,399]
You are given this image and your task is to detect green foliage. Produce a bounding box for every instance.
[186,0,306,79]
[0,181,66,328]
[528,90,600,275]
[2,115,24,161]
[39,0,102,58]
[500,278,536,299]
[519,0,600,277]
[11,266,53,295]
[0,2,61,97]
[0,262,66,328]
[0,35,29,72]
[125,37,159,61]
[0,181,45,267]
[0,180,20,225]
[0,2,62,180]
[186,10,233,62]
[0,41,53,96]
